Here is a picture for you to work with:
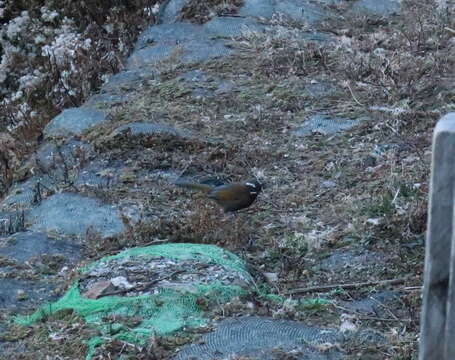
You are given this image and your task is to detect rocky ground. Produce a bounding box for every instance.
[1,0,454,358]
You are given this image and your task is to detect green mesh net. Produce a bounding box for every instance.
[15,243,253,359]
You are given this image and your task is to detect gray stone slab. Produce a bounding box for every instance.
[128,39,231,69]
[44,107,107,138]
[35,139,92,170]
[0,231,81,264]
[239,0,276,18]
[29,192,125,238]
[351,0,401,17]
[86,71,145,107]
[128,44,174,68]
[0,140,94,210]
[0,278,56,311]
[204,16,266,38]
[0,177,55,211]
[136,22,207,47]
[339,291,399,315]
[420,113,455,359]
[293,114,359,136]
[103,70,143,88]
[74,160,122,188]
[318,249,384,272]
[128,23,232,67]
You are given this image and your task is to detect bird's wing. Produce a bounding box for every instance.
[209,186,246,202]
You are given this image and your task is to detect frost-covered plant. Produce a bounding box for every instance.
[0,0,158,133]
[0,0,158,196]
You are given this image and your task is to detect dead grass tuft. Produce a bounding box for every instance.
[180,0,244,24]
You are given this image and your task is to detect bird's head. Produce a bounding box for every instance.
[245,179,263,194]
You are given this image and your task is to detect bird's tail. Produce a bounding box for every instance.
[174,180,213,193]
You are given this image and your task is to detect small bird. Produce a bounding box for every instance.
[175,179,263,213]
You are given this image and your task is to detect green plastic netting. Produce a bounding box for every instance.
[15,243,253,359]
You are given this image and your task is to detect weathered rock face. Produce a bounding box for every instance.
[0,231,81,312]
[44,108,107,138]
[29,193,125,239]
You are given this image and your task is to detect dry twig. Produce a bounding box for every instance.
[285,277,408,295]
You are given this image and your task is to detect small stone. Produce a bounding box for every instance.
[321,180,336,188]
[263,272,279,283]
[83,280,115,299]
[339,314,357,333]
[367,218,381,226]
[16,289,28,301]
[246,301,256,310]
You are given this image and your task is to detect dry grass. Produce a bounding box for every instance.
[180,0,244,24]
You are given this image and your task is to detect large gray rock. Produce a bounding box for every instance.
[128,0,336,71]
[0,176,55,211]
[318,249,384,272]
[239,0,276,18]
[0,231,81,312]
[0,231,81,263]
[44,108,107,138]
[0,278,56,311]
[29,192,125,238]
[339,291,400,315]
[420,113,455,359]
[293,114,359,136]
[101,70,144,91]
[128,23,231,69]
[83,71,146,108]
[74,159,122,188]
[35,139,93,174]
